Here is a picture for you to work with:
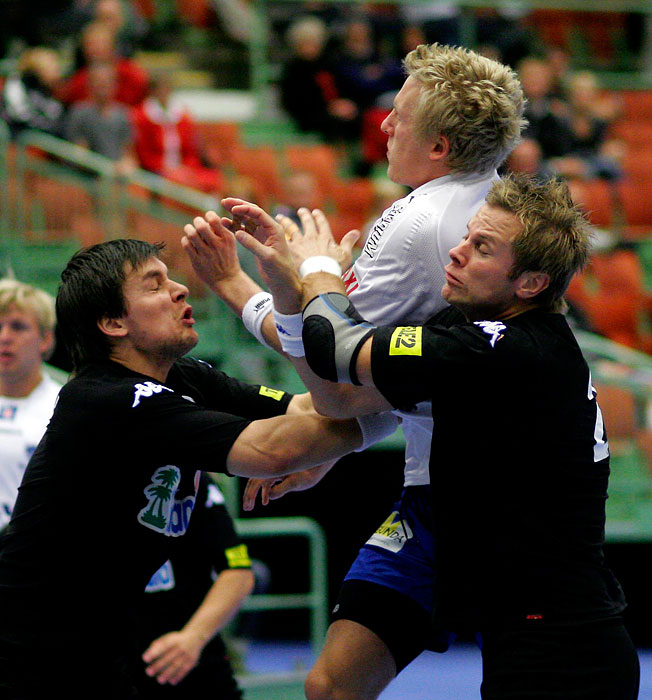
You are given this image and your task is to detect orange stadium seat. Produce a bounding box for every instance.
[195,121,241,166]
[566,247,652,353]
[622,150,652,182]
[609,120,652,148]
[617,180,652,237]
[567,178,614,228]
[619,91,652,121]
[283,144,340,198]
[229,144,283,206]
[329,177,375,242]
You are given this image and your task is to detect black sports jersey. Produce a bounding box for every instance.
[0,357,291,697]
[135,474,247,699]
[370,310,626,632]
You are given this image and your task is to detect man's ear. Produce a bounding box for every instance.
[39,329,55,360]
[429,133,450,162]
[516,271,550,300]
[97,315,128,339]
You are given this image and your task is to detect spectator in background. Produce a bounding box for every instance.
[136,474,253,699]
[279,16,359,143]
[131,71,224,196]
[331,17,404,119]
[65,60,137,176]
[548,70,625,181]
[0,47,66,139]
[545,45,572,101]
[331,16,405,174]
[58,20,149,106]
[517,55,568,162]
[0,279,61,533]
[93,0,149,59]
[503,137,557,182]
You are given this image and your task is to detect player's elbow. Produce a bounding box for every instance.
[311,395,348,418]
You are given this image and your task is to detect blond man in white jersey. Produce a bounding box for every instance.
[0,279,61,531]
[182,43,525,700]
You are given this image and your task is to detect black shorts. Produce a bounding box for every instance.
[479,615,640,700]
[332,578,449,673]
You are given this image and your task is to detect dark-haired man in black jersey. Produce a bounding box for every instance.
[231,173,640,700]
[0,239,395,700]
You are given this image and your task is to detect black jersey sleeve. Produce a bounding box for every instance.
[170,357,293,419]
[370,318,514,411]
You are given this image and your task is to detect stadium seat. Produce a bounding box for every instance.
[283,144,340,198]
[195,121,241,166]
[566,247,652,353]
[620,90,652,121]
[617,180,652,237]
[230,144,283,206]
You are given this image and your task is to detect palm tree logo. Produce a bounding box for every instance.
[138,466,181,533]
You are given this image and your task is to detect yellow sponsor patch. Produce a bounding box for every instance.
[259,386,285,401]
[225,543,252,568]
[389,326,422,356]
[366,511,413,553]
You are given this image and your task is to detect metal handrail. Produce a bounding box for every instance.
[235,516,329,655]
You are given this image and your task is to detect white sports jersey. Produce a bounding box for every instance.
[0,374,62,528]
[345,170,498,485]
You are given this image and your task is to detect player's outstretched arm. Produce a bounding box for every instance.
[226,412,362,478]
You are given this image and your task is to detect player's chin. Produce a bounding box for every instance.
[178,331,199,356]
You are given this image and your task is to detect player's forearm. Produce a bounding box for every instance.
[227,413,362,477]
[181,569,255,645]
[301,271,348,307]
[212,269,264,317]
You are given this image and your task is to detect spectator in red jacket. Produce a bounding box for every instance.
[58,21,149,107]
[131,71,224,195]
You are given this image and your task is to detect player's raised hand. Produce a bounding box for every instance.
[181,210,241,291]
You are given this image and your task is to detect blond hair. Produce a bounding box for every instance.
[486,174,592,312]
[404,43,526,174]
[286,16,328,50]
[0,278,56,336]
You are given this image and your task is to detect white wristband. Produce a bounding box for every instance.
[273,309,305,357]
[242,292,273,348]
[355,412,400,452]
[272,308,304,337]
[299,256,342,279]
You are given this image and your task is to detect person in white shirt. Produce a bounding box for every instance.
[0,278,62,531]
[182,42,526,700]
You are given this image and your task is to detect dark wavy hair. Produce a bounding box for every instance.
[56,239,165,371]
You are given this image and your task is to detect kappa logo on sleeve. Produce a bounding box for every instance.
[474,321,506,348]
[259,385,285,401]
[389,326,422,356]
[132,381,173,407]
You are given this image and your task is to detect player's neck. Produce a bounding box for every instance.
[109,347,172,384]
[0,368,43,398]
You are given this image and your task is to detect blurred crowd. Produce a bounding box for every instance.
[2,1,652,353]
